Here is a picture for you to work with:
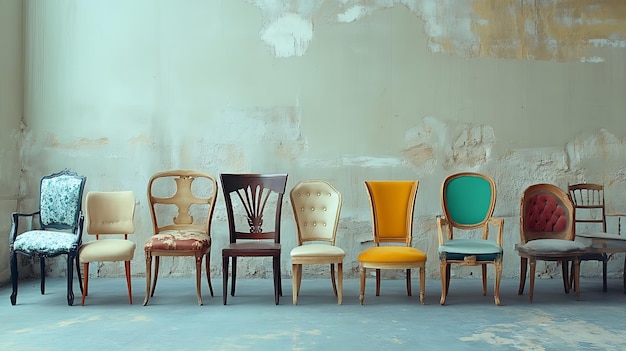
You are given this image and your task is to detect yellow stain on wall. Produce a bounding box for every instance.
[460,0,626,61]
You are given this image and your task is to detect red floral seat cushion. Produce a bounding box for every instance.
[144,230,210,251]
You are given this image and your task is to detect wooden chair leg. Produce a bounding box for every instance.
[273,256,280,305]
[561,260,570,294]
[440,260,447,305]
[76,255,83,295]
[81,262,89,306]
[125,260,132,304]
[150,256,159,297]
[230,257,237,297]
[292,263,299,305]
[143,253,152,306]
[573,257,581,300]
[419,266,425,305]
[10,252,18,305]
[494,260,502,306]
[529,258,536,303]
[481,265,487,296]
[66,255,75,306]
[359,265,366,305]
[205,252,213,297]
[406,269,412,296]
[330,263,338,297]
[518,257,527,295]
[222,255,229,305]
[40,257,46,295]
[337,263,343,305]
[602,257,608,292]
[445,264,451,296]
[375,269,381,296]
[195,254,203,305]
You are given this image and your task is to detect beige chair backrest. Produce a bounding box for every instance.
[290,180,342,246]
[86,191,136,236]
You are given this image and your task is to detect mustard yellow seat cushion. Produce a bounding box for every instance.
[358,246,427,263]
[80,239,136,263]
[290,244,345,258]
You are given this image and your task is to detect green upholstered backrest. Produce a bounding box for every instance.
[443,173,495,228]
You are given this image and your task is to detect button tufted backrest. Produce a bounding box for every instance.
[290,180,342,245]
[520,184,574,243]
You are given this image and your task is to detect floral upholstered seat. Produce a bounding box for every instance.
[9,169,87,306]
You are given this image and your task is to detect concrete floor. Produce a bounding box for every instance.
[1,276,626,351]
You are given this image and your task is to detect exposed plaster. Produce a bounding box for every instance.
[250,0,626,61]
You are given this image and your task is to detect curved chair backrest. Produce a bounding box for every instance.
[221,173,288,243]
[86,191,136,236]
[147,170,218,234]
[290,180,342,246]
[365,181,419,246]
[39,169,86,231]
[520,183,574,243]
[441,172,496,230]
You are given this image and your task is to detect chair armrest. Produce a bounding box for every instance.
[75,212,85,246]
[437,215,449,246]
[10,210,41,245]
[488,217,504,247]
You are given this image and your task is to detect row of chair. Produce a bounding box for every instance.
[8,170,618,307]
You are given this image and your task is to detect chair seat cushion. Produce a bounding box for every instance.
[144,230,210,251]
[358,246,426,263]
[290,244,345,258]
[80,239,136,263]
[438,239,502,254]
[13,230,78,255]
[438,239,502,261]
[517,239,587,253]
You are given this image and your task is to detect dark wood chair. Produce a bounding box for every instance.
[221,173,288,305]
[516,183,587,302]
[567,183,626,292]
[9,169,87,306]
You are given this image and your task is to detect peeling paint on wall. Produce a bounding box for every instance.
[251,0,626,61]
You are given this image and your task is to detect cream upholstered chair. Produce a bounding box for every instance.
[79,191,136,305]
[290,180,344,305]
[358,180,426,305]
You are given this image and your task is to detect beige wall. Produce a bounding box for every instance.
[4,0,626,284]
[0,0,23,283]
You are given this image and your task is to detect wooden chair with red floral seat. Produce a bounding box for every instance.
[516,183,586,302]
[358,180,427,305]
[143,170,218,306]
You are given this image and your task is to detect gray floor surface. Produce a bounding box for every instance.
[1,276,625,351]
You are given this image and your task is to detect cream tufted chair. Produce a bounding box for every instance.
[80,191,136,305]
[290,180,344,305]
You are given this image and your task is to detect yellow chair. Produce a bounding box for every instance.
[79,191,136,305]
[290,180,344,305]
[437,172,504,305]
[358,181,426,305]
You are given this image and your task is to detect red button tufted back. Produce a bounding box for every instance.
[525,194,569,232]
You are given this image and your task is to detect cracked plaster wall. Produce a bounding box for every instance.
[5,0,626,286]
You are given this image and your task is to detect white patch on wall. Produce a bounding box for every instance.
[249,0,323,58]
[261,13,313,57]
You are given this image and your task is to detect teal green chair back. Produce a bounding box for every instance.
[442,173,496,229]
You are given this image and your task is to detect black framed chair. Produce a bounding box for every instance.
[221,173,288,305]
[9,169,87,306]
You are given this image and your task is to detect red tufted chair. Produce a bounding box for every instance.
[516,184,586,302]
